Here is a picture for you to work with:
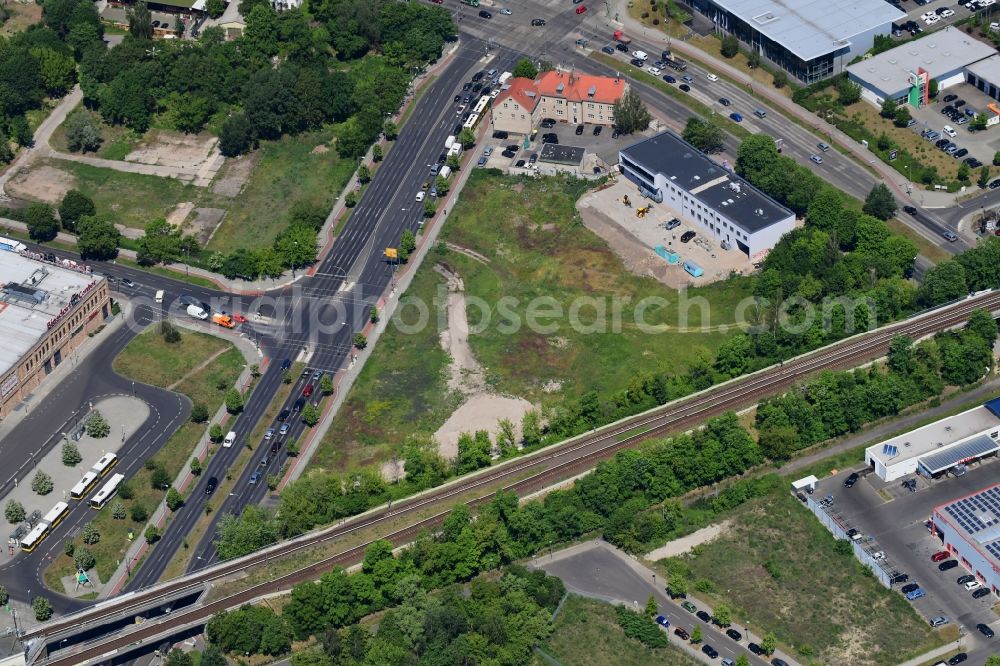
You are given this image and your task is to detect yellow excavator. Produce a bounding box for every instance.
[636,205,651,218]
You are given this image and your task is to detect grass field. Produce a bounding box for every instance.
[661,490,944,665]
[315,171,751,474]
[0,2,42,37]
[49,105,138,160]
[42,327,245,588]
[203,128,355,254]
[538,595,700,666]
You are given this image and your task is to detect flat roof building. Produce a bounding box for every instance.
[0,250,110,419]
[865,401,1000,481]
[846,27,997,106]
[619,131,795,258]
[685,0,904,83]
[932,482,1000,595]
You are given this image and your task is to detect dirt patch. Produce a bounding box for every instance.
[0,2,43,37]
[166,201,194,227]
[644,520,732,561]
[185,207,227,245]
[6,164,77,203]
[124,131,217,170]
[311,144,330,154]
[434,393,534,461]
[380,458,406,483]
[211,151,259,197]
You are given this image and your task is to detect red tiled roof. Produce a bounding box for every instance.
[493,77,541,112]
[533,70,625,105]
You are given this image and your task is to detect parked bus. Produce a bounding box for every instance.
[91,452,118,478]
[20,523,48,552]
[462,113,480,131]
[89,473,125,510]
[43,501,70,530]
[70,470,100,500]
[472,95,490,116]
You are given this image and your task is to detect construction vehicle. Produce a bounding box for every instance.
[636,205,651,218]
[661,48,688,72]
[613,30,632,47]
[212,313,235,329]
[622,194,631,208]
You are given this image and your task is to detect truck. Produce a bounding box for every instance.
[439,165,452,180]
[661,48,688,71]
[444,135,456,150]
[448,143,462,157]
[186,304,208,320]
[212,313,235,329]
[497,71,512,86]
[613,30,632,47]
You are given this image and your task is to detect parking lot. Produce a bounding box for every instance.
[905,82,1000,166]
[813,460,1000,651]
[480,121,640,175]
[893,0,988,36]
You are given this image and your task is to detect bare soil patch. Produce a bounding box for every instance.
[434,393,533,461]
[7,164,77,203]
[185,207,227,245]
[124,130,217,170]
[211,151,259,197]
[166,201,194,227]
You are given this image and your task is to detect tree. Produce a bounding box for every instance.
[928,78,939,97]
[918,260,968,306]
[61,441,82,466]
[893,107,912,128]
[33,597,53,621]
[682,117,724,154]
[32,471,53,495]
[761,631,777,655]
[521,410,542,447]
[435,174,451,196]
[131,503,148,522]
[372,144,383,162]
[836,78,861,105]
[423,198,437,218]
[145,525,161,543]
[772,70,788,89]
[712,602,732,627]
[979,166,992,189]
[456,430,492,474]
[205,0,225,17]
[966,308,998,344]
[190,403,209,423]
[748,50,762,68]
[111,500,127,520]
[613,90,652,134]
[862,183,897,220]
[353,333,368,350]
[225,389,244,414]
[986,658,1000,666]
[357,165,371,184]
[150,465,171,490]
[446,153,461,172]
[4,500,24,524]
[26,203,58,242]
[457,128,476,149]
[369,306,379,323]
[64,110,102,153]
[200,645,227,666]
[219,112,254,157]
[958,162,971,183]
[383,120,398,140]
[164,649,193,666]
[213,506,279,560]
[320,374,334,395]
[74,547,96,571]
[58,190,95,232]
[128,0,152,39]
[302,403,320,426]
[496,418,516,456]
[82,522,100,544]
[189,457,203,478]
[879,97,898,119]
[0,586,7,606]
[971,113,989,132]
[512,57,538,79]
[399,229,417,261]
[86,411,111,438]
[736,655,750,666]
[77,214,121,260]
[644,594,658,617]
[720,35,739,58]
[759,426,797,460]
[691,624,702,643]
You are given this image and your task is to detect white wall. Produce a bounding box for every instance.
[935,512,1000,593]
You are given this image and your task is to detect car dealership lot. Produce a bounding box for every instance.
[812,460,1000,646]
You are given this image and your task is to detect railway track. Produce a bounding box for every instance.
[34,290,1000,665]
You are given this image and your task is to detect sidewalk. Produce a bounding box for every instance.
[609,1,959,210]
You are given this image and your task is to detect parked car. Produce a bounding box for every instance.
[665,218,681,230]
[593,126,602,135]
[532,18,546,25]
[973,587,991,599]
[674,627,690,640]
[575,4,586,13]
[702,645,719,658]
[748,642,764,655]
[931,551,951,562]
[681,601,697,613]
[663,75,676,83]
[957,574,976,585]
[771,660,789,666]
[938,559,959,571]
[655,615,669,627]
[901,583,920,594]
[630,58,645,67]
[948,654,968,665]
[726,628,742,641]
[844,472,859,487]
[696,610,712,623]
[905,587,926,600]
[679,84,690,92]
[965,580,983,591]
[601,44,615,54]
[575,124,585,135]
[891,573,909,583]
[930,616,949,627]
[681,230,696,243]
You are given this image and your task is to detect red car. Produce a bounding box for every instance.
[232,313,248,324]
[575,4,587,12]
[931,551,950,562]
[303,384,314,397]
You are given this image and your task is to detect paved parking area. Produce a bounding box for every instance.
[815,461,1000,652]
[895,0,977,33]
[480,121,640,174]
[906,84,1000,164]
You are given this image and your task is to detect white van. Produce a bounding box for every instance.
[943,125,956,137]
[155,290,164,304]
[223,431,236,448]
[186,304,209,320]
[632,50,648,61]
[706,73,718,82]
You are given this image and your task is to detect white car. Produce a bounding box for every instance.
[415,191,425,202]
[965,580,983,591]
[925,14,940,24]
[940,8,955,17]
[632,50,648,61]
[500,7,511,14]
[647,66,662,76]
[706,73,718,82]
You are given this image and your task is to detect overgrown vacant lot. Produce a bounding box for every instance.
[316,171,751,473]
[666,490,944,665]
[535,595,700,666]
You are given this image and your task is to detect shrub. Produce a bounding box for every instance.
[118,482,134,500]
[111,500,127,520]
[85,411,110,438]
[31,471,53,495]
[4,500,24,524]
[131,503,149,522]
[33,597,53,621]
[144,525,160,543]
[82,522,100,545]
[62,441,82,466]
[190,403,209,423]
[74,548,96,571]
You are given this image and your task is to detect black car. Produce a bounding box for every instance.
[515,159,526,167]
[616,42,628,52]
[279,408,290,421]
[501,150,516,159]
[681,230,696,243]
[944,94,958,102]
[957,574,976,585]
[991,179,1000,190]
[540,118,556,128]
[438,153,447,163]
[575,124,584,135]
[748,642,764,655]
[454,95,461,102]
[718,97,731,106]
[630,58,645,67]
[977,623,995,638]
[726,628,742,641]
[948,654,968,665]
[954,99,966,108]
[966,158,983,168]
[891,573,909,584]
[462,82,472,91]
[696,610,712,623]
[528,153,538,163]
[506,144,519,152]
[492,130,508,140]
[204,476,218,495]
[903,205,918,216]
[674,627,690,640]
[844,472,859,488]
[294,397,306,411]
[973,587,991,599]
[702,645,719,658]
[663,74,676,83]
[954,148,968,158]
[679,83,690,92]
[593,126,602,135]
[542,135,558,144]
[901,582,920,594]
[936,138,951,149]
[472,71,484,82]
[938,559,959,571]
[531,18,546,25]
[472,82,483,93]
[942,105,955,115]
[772,660,789,666]
[280,358,291,370]
[478,9,492,18]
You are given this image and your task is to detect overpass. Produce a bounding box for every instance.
[25,288,1000,665]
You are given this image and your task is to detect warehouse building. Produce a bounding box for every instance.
[683,0,903,83]
[618,131,795,258]
[846,27,996,107]
[0,250,110,419]
[931,483,1000,596]
[864,400,1000,482]
[965,55,1000,105]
